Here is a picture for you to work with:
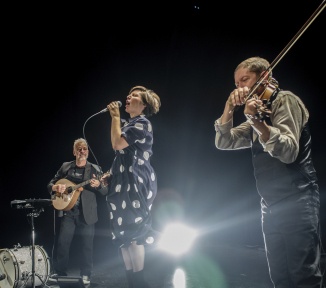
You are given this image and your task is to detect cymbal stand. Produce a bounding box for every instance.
[23,207,44,288]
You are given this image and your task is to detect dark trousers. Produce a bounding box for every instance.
[54,212,95,277]
[261,190,322,288]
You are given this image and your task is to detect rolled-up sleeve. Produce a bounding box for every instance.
[214,117,252,150]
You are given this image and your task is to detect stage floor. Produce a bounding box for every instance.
[2,239,325,288]
[43,242,275,288]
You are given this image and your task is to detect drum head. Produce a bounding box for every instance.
[0,246,50,288]
[0,248,17,288]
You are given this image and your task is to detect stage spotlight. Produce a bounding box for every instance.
[157,222,198,256]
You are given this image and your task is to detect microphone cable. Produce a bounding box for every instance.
[82,110,105,172]
[82,101,122,172]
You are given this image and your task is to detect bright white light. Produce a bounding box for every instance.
[157,222,198,256]
[173,268,186,288]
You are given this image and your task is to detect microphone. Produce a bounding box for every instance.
[99,101,122,113]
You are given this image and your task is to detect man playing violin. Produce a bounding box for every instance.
[214,56,323,288]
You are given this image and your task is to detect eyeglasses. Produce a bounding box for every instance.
[76,147,88,152]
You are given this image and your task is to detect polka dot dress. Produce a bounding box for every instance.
[107,115,158,247]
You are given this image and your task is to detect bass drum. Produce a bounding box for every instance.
[0,246,50,288]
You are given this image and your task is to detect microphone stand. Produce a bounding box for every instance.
[25,207,44,288]
[10,198,52,287]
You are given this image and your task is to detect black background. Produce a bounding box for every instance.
[2,0,325,261]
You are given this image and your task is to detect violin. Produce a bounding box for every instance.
[232,74,279,121]
[257,79,278,102]
[248,77,280,121]
[231,0,325,120]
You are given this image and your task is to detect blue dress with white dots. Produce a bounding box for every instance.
[107,115,158,247]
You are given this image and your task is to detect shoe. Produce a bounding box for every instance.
[82,275,90,285]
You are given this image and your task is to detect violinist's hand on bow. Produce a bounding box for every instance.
[228,87,250,107]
